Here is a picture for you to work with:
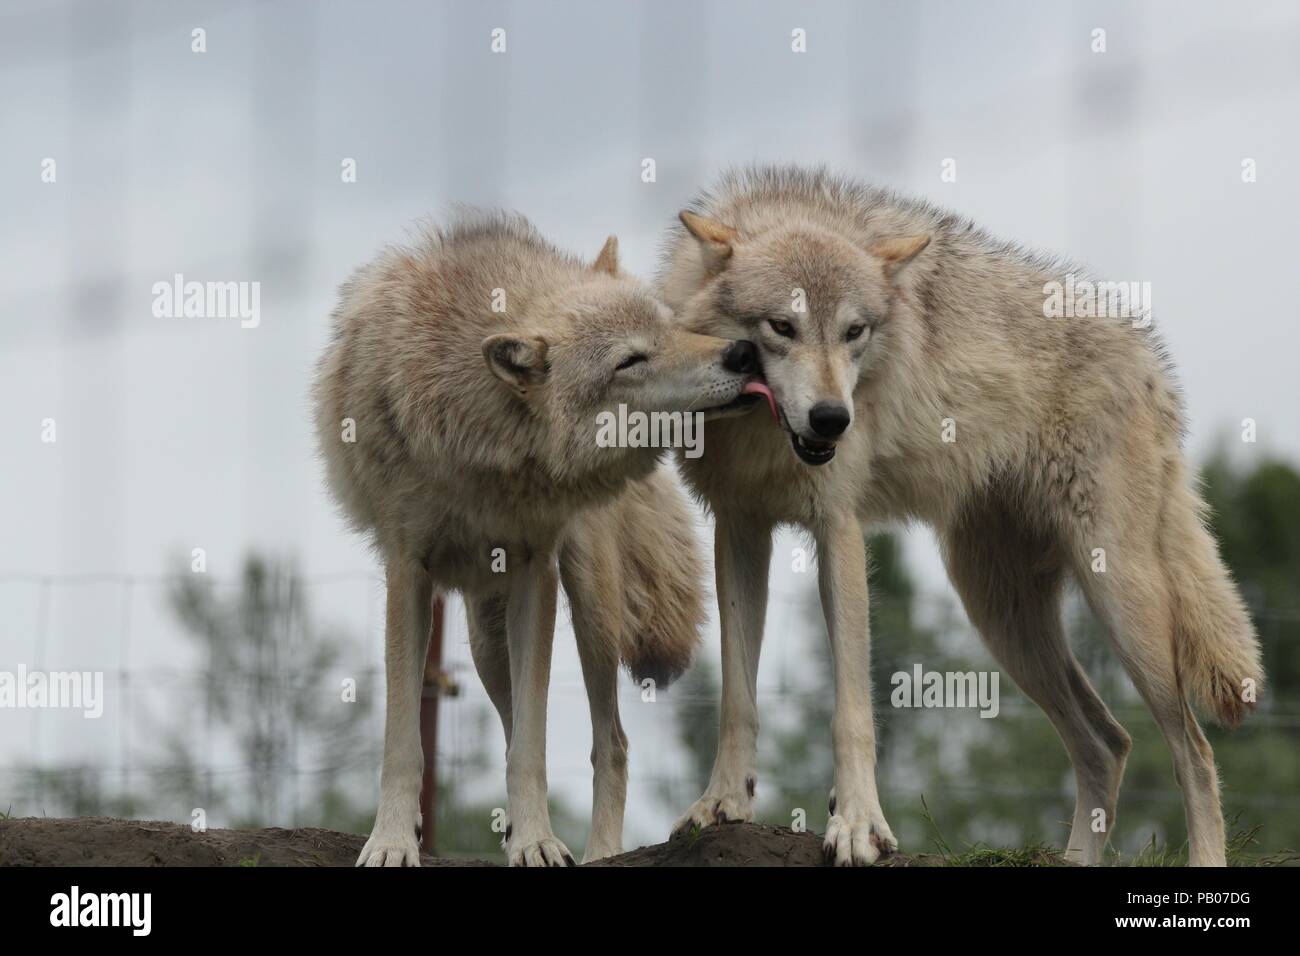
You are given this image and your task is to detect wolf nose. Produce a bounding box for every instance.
[721,340,758,375]
[808,402,850,438]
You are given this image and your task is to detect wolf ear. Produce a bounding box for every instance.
[592,235,619,275]
[679,210,738,277]
[868,235,930,278]
[483,334,549,395]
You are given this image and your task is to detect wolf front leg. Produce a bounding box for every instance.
[357,555,433,866]
[816,516,897,866]
[503,552,574,867]
[672,513,772,836]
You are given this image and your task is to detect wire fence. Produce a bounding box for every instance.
[2,569,1297,851]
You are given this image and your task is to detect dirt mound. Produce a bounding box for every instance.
[591,822,832,866]
[594,823,1034,866]
[0,816,484,867]
[0,816,1065,866]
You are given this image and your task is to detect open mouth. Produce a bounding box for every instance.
[731,376,839,466]
[703,376,837,466]
[790,433,836,465]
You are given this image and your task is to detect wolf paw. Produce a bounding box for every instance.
[507,833,576,867]
[671,790,754,838]
[823,809,897,867]
[356,824,422,867]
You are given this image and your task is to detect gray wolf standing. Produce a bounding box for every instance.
[314,212,761,865]
[659,165,1263,866]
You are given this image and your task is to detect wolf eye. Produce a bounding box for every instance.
[845,324,867,342]
[767,319,796,338]
[615,353,648,371]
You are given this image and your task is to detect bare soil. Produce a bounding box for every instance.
[0,816,1065,866]
[0,816,483,867]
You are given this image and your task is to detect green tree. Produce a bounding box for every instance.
[167,555,375,829]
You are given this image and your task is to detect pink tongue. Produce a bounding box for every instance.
[741,380,779,423]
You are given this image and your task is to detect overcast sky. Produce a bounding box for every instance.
[2,0,1297,846]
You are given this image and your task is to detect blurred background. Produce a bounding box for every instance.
[1,0,1297,862]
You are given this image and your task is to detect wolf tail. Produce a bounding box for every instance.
[561,468,704,689]
[1162,463,1264,727]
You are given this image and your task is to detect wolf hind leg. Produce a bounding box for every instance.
[942,511,1130,865]
[466,593,515,851]
[467,594,513,747]
[1074,529,1227,866]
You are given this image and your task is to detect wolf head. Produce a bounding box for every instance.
[482,236,761,481]
[669,210,929,465]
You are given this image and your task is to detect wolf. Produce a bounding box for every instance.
[658,165,1264,867]
[313,211,762,866]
